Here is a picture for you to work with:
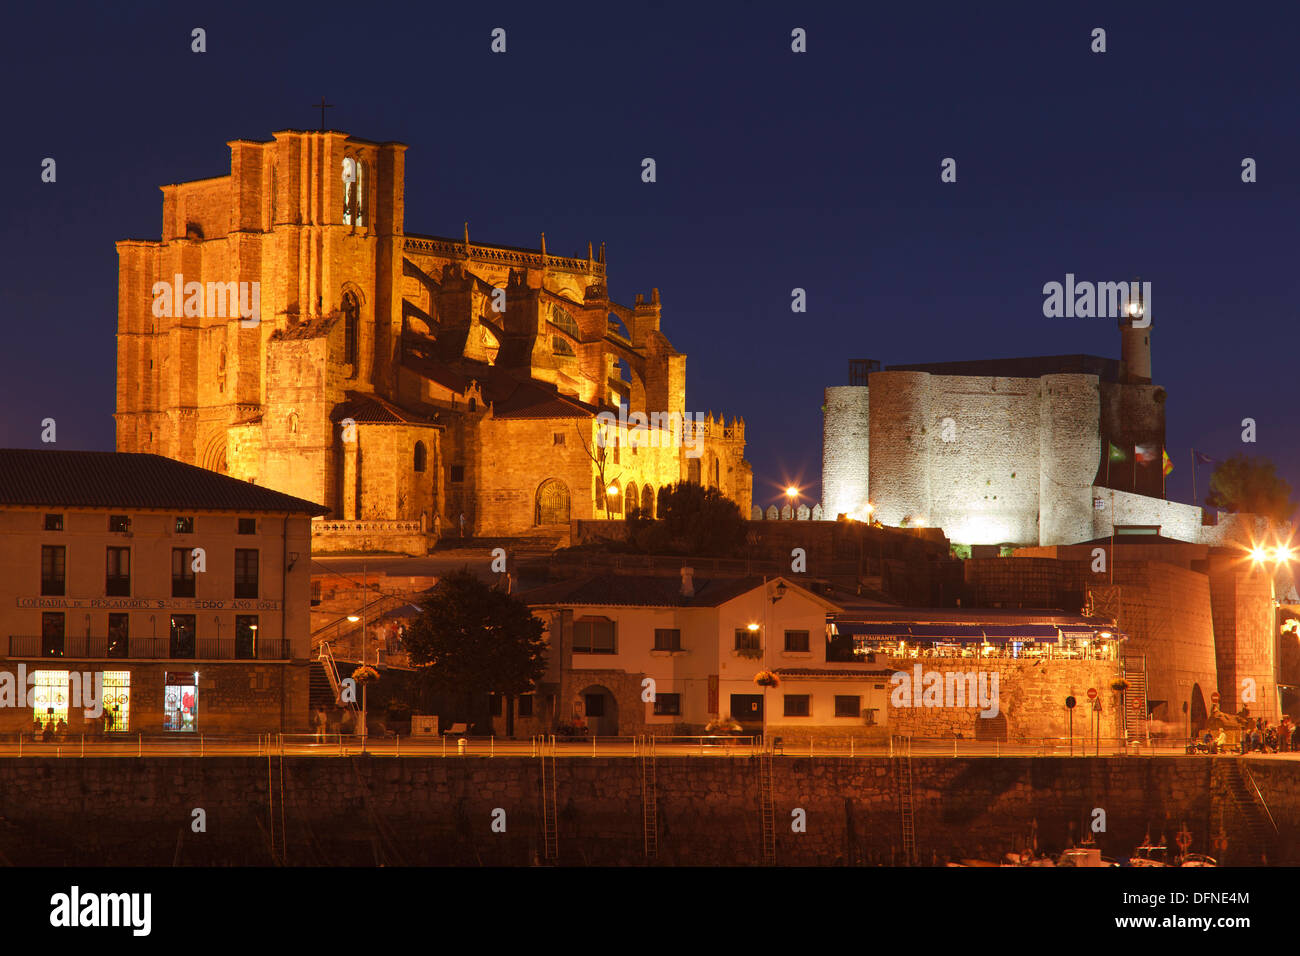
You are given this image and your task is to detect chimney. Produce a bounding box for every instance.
[680,566,695,597]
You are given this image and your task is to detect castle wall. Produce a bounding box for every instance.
[867,371,932,529]
[963,558,1220,728]
[1208,555,1277,720]
[821,386,869,519]
[1091,488,1202,543]
[1038,374,1100,545]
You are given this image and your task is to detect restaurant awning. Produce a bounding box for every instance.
[835,622,1100,643]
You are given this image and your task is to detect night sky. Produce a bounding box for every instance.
[4,2,1298,516]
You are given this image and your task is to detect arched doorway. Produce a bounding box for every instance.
[1190,683,1208,735]
[641,485,654,518]
[535,478,570,525]
[577,685,618,735]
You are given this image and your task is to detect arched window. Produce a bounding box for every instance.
[414,441,427,473]
[342,157,366,227]
[550,306,579,337]
[552,336,575,357]
[342,291,360,368]
[625,482,639,517]
[217,347,227,394]
[641,484,654,518]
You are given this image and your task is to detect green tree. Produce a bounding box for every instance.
[1205,454,1296,525]
[626,482,747,556]
[403,568,547,735]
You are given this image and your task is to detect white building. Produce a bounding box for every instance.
[516,569,898,739]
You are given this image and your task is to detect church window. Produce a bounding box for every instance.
[551,306,578,337]
[288,412,299,435]
[217,348,227,393]
[342,291,360,368]
[552,336,575,357]
[468,397,477,412]
[342,157,366,227]
[414,441,427,473]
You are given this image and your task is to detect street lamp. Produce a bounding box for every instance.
[785,485,798,519]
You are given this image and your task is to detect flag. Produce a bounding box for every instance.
[1162,449,1174,476]
[1194,450,1216,465]
[1135,443,1158,465]
[1108,442,1127,462]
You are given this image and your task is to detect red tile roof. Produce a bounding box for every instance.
[0,449,330,514]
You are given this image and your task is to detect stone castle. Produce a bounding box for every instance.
[822,301,1255,549]
[115,130,751,552]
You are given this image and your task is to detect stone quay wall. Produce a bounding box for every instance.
[0,755,1297,866]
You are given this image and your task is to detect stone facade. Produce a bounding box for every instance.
[966,548,1277,726]
[115,129,751,553]
[823,323,1200,547]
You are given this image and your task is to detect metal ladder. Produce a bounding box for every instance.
[897,736,916,865]
[640,735,658,861]
[539,737,558,863]
[1122,655,1149,744]
[267,751,286,865]
[759,752,776,865]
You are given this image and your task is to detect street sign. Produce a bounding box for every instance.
[1065,696,1076,709]
[1086,688,1097,700]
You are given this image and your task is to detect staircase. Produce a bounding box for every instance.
[1217,759,1277,864]
[759,752,776,865]
[1121,655,1149,743]
[896,736,916,866]
[539,742,558,864]
[640,737,658,861]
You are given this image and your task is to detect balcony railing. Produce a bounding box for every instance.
[7,636,294,661]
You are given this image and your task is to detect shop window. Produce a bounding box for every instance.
[784,695,811,717]
[40,545,65,596]
[102,671,130,731]
[106,547,131,596]
[31,670,69,730]
[164,672,198,731]
[653,693,681,716]
[834,695,861,718]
